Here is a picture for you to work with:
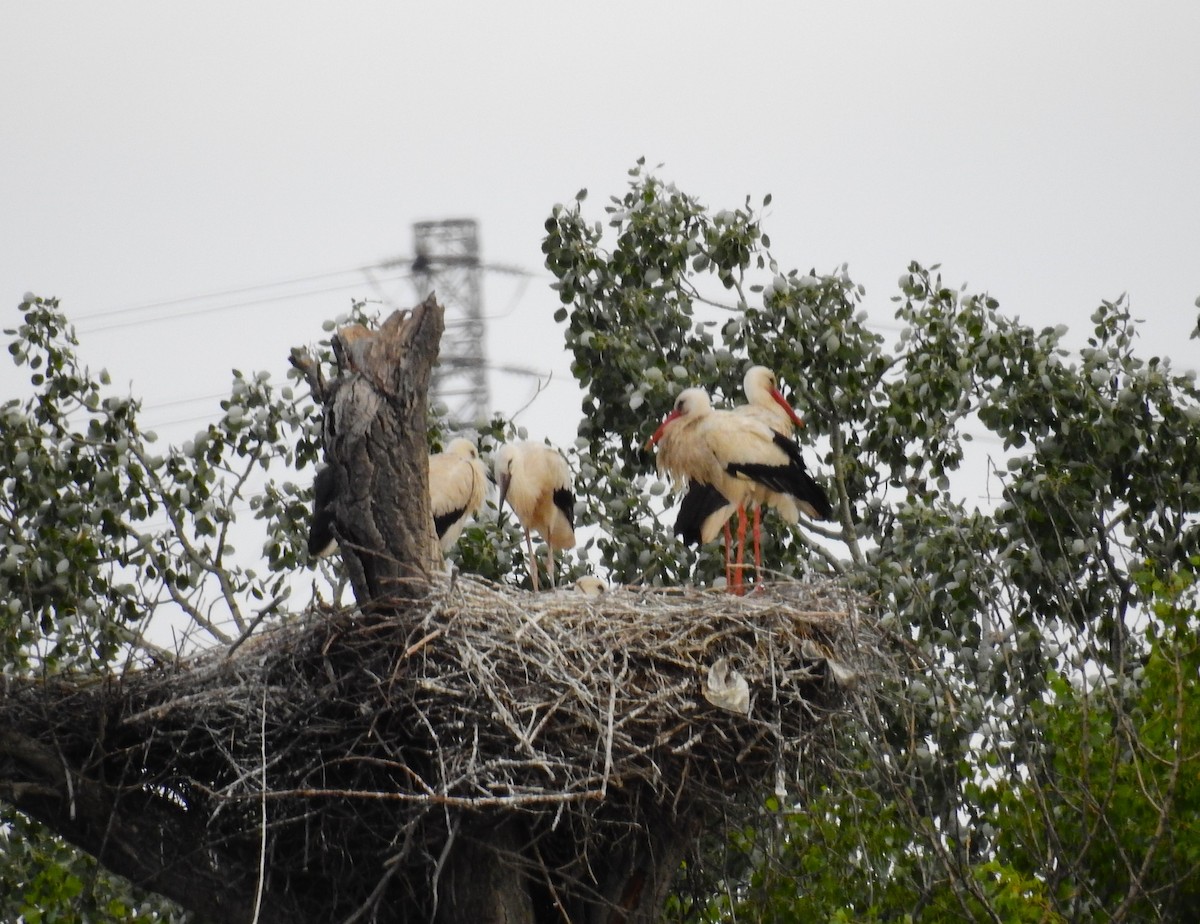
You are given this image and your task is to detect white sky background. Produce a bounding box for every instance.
[3,1,1199,482]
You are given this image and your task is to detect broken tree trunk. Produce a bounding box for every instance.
[321,295,445,605]
[0,297,873,922]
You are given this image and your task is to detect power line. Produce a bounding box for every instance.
[73,263,388,322]
[134,358,553,432]
[76,272,414,334]
[78,256,543,325]
[143,391,231,411]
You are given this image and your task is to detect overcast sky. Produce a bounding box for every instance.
[3,1,1198,453]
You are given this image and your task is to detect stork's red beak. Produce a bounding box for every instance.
[770,388,805,428]
[646,407,683,448]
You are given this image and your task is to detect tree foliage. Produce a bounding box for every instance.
[0,296,336,917]
[542,161,1200,920]
[2,159,1199,918]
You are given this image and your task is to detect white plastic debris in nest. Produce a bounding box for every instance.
[573,575,608,597]
[703,657,751,715]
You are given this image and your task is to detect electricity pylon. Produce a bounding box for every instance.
[410,219,490,426]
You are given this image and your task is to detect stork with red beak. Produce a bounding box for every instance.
[647,385,831,592]
[733,366,825,574]
[737,365,805,436]
[679,366,809,578]
[494,441,576,591]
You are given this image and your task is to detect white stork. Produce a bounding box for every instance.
[307,436,488,563]
[494,441,576,591]
[733,365,821,575]
[647,387,831,593]
[428,437,489,552]
[649,389,755,588]
[737,365,805,435]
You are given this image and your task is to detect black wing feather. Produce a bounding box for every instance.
[553,488,576,531]
[434,507,465,540]
[674,482,732,546]
[726,434,834,520]
[307,466,339,557]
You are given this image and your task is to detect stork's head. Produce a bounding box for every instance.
[744,364,804,428]
[444,437,479,460]
[646,388,712,447]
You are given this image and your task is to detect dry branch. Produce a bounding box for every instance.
[0,296,889,923]
[0,576,881,922]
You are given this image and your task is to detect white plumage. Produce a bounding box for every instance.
[650,388,757,534]
[736,365,804,435]
[733,365,826,581]
[428,437,488,553]
[647,385,831,592]
[494,441,576,591]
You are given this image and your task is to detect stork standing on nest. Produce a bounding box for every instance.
[733,365,824,577]
[308,437,488,562]
[650,391,749,585]
[429,437,489,553]
[682,366,810,580]
[647,387,831,593]
[494,441,576,591]
[675,366,809,583]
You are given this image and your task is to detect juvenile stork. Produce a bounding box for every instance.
[494,441,576,591]
[647,387,831,592]
[307,437,487,563]
[429,437,489,553]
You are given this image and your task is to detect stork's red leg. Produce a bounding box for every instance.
[723,519,733,588]
[753,504,763,586]
[734,504,748,595]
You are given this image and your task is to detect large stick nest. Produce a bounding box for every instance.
[14,576,882,918]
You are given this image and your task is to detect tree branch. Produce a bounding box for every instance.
[0,727,299,924]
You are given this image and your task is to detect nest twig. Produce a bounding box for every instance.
[8,576,884,920]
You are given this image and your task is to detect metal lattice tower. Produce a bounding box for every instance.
[410,219,490,425]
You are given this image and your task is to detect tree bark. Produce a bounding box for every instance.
[0,296,723,922]
[589,808,699,924]
[0,727,300,924]
[0,301,451,923]
[436,819,536,924]
[325,295,445,606]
